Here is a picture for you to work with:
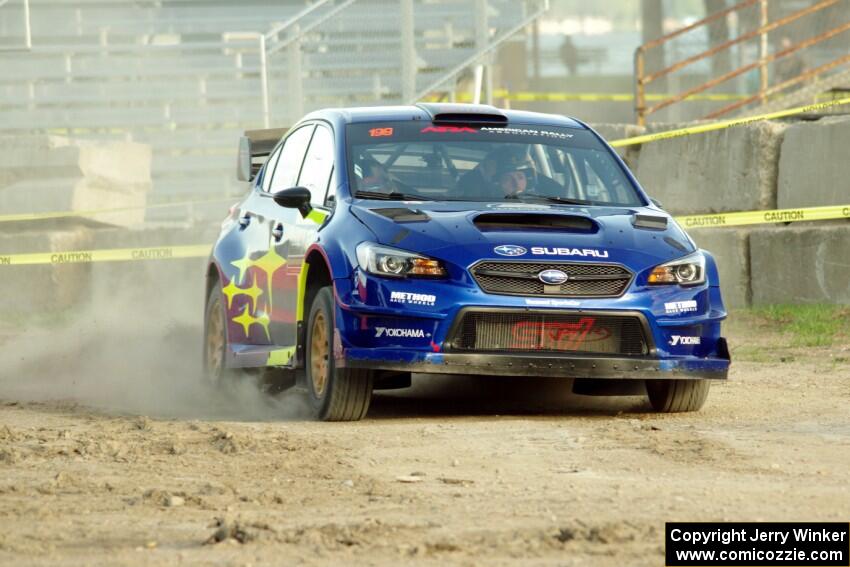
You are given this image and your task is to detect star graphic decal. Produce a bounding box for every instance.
[251,248,287,310]
[232,304,255,336]
[221,278,241,309]
[230,251,254,285]
[232,304,271,341]
[222,275,264,311]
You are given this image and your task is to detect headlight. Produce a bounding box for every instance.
[648,251,705,286]
[355,242,447,278]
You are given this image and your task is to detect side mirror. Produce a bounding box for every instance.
[273,187,312,217]
[650,197,664,209]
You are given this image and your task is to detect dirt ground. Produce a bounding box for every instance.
[0,314,848,567]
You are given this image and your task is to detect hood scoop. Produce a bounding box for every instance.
[473,213,597,233]
[631,214,668,230]
[371,207,430,223]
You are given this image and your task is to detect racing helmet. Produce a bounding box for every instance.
[355,154,393,192]
[491,146,538,191]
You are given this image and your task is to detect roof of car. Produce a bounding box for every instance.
[302,104,586,130]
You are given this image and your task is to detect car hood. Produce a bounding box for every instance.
[348,201,696,272]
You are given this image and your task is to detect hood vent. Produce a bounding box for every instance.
[372,207,430,223]
[632,214,668,230]
[474,213,597,233]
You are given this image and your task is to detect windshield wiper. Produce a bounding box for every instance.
[353,190,435,201]
[504,193,593,206]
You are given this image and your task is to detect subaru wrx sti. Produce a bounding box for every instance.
[203,104,730,420]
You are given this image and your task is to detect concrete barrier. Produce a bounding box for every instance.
[688,228,750,309]
[749,223,850,305]
[777,117,850,209]
[589,122,645,169]
[84,225,219,323]
[0,136,151,228]
[0,230,93,314]
[0,223,219,319]
[632,121,786,215]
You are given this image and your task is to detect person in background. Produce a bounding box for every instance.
[559,35,578,76]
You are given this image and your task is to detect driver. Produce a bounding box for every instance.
[359,158,394,191]
[355,154,419,196]
[356,156,400,193]
[490,147,562,198]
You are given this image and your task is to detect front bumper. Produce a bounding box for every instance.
[340,339,730,380]
[334,270,730,381]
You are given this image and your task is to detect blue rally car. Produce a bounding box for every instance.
[203,104,730,421]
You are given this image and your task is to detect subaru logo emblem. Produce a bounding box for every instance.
[494,245,527,257]
[538,269,569,285]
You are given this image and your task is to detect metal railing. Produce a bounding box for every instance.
[634,0,850,124]
[222,0,356,128]
[409,0,550,105]
[253,0,550,124]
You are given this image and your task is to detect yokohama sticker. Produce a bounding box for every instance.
[664,300,698,315]
[669,335,701,346]
[375,327,430,339]
[390,291,436,306]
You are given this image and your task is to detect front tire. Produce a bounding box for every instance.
[204,280,231,387]
[645,379,710,412]
[306,286,373,421]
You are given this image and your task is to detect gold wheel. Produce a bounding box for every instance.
[205,293,226,380]
[306,287,373,421]
[310,310,330,397]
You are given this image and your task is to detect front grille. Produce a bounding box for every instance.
[471,261,632,297]
[450,311,648,356]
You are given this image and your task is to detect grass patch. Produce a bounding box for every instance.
[750,304,850,347]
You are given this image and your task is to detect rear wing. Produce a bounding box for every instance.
[236,127,289,182]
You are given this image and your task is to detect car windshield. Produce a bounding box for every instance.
[346,122,645,207]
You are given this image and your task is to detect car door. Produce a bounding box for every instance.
[221,142,285,349]
[268,122,336,348]
[251,123,314,350]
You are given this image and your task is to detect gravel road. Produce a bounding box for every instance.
[1,316,848,566]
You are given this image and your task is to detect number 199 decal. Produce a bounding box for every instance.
[369,127,394,137]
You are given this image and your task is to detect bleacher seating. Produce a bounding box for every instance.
[0,0,547,224]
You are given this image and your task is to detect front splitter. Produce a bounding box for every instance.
[340,349,729,380]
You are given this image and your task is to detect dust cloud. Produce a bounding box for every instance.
[0,261,310,421]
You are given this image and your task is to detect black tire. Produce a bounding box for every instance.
[645,379,710,412]
[203,279,236,387]
[305,286,373,421]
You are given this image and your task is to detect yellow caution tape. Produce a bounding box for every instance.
[505,91,747,102]
[1,204,848,267]
[0,244,209,266]
[675,204,850,229]
[433,90,845,104]
[0,197,235,224]
[610,96,850,147]
[433,90,749,103]
[5,96,849,229]
[14,94,850,224]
